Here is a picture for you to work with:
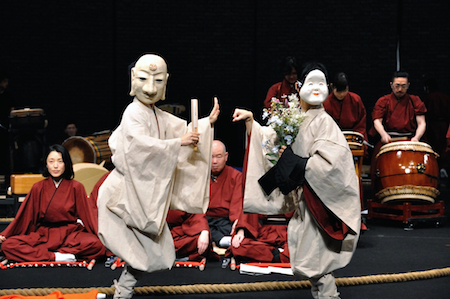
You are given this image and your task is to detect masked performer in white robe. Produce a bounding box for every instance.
[97,54,220,299]
[233,62,360,299]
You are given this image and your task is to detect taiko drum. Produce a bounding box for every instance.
[63,130,112,166]
[374,141,440,203]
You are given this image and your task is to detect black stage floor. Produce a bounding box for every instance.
[1,182,450,299]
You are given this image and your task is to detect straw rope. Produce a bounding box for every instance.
[0,267,449,296]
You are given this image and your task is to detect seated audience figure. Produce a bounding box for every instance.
[166,210,219,262]
[230,212,293,263]
[264,56,300,109]
[0,144,106,262]
[207,140,244,248]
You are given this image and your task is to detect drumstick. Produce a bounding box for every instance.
[87,259,96,270]
[191,99,198,150]
[199,257,207,271]
[191,99,199,151]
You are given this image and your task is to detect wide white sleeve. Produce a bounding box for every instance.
[243,120,297,215]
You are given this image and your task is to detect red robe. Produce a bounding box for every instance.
[229,212,293,263]
[264,78,299,109]
[423,91,450,169]
[166,210,218,261]
[370,93,427,187]
[207,165,243,223]
[323,91,367,141]
[371,92,427,136]
[0,178,106,262]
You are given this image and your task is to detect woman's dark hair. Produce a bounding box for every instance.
[42,144,74,180]
[299,62,328,85]
[281,56,298,76]
[331,72,349,92]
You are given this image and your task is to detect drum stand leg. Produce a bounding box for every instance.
[367,199,446,228]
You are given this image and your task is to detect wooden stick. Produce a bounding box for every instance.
[191,99,198,151]
[230,257,236,271]
[199,257,207,271]
[87,259,96,270]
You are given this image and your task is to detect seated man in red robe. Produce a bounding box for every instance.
[229,212,293,264]
[207,140,244,248]
[166,210,219,262]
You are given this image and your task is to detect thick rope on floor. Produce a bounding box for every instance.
[0,267,449,296]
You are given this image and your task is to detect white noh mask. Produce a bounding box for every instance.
[130,54,169,106]
[299,69,329,105]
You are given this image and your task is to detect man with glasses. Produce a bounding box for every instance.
[369,71,427,187]
[371,71,426,144]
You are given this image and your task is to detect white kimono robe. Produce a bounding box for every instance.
[244,106,361,278]
[97,99,213,272]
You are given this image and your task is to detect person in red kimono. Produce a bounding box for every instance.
[229,212,293,264]
[207,140,243,248]
[422,77,450,174]
[369,71,427,187]
[323,72,368,151]
[166,210,219,262]
[324,72,368,210]
[264,56,299,109]
[0,144,106,263]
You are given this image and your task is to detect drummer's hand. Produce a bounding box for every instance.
[279,145,287,157]
[209,97,220,125]
[0,235,5,243]
[411,137,419,142]
[181,132,200,146]
[380,133,391,144]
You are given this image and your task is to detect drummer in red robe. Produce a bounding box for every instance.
[166,210,219,262]
[422,77,450,174]
[369,71,427,188]
[0,144,106,263]
[229,212,293,264]
[263,56,299,109]
[207,140,244,248]
[323,72,368,154]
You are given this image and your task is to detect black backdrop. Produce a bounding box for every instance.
[1,0,449,167]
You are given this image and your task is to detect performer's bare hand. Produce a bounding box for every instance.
[232,109,253,123]
[209,97,220,125]
[181,132,200,146]
[0,235,5,243]
[197,230,209,255]
[279,145,287,157]
[232,229,245,248]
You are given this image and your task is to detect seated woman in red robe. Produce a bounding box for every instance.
[0,144,106,262]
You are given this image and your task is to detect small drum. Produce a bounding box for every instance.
[9,108,46,130]
[374,141,440,203]
[342,131,364,150]
[63,130,112,166]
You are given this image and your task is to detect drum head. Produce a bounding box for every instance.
[63,136,96,164]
